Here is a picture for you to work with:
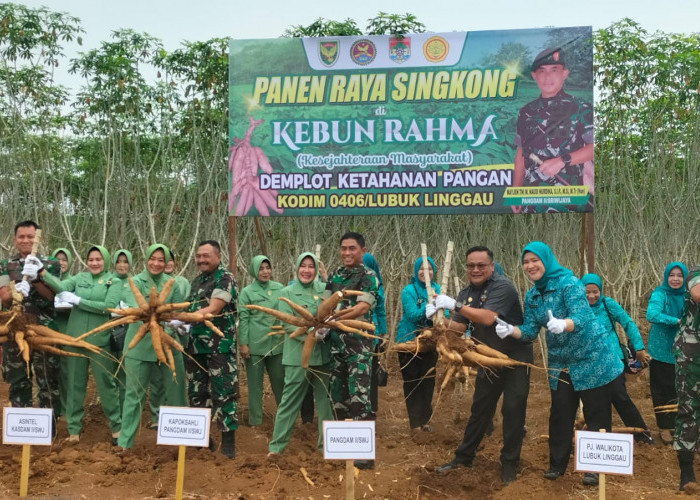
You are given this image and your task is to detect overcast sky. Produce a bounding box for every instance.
[15,0,700,53]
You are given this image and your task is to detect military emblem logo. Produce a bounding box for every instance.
[423,36,449,63]
[319,40,339,67]
[552,50,560,62]
[389,37,410,64]
[350,39,376,66]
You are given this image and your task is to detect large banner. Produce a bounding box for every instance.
[229,26,593,216]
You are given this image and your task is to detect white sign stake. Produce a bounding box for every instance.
[156,407,211,500]
[3,407,54,497]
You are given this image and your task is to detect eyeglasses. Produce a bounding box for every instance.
[466,263,491,270]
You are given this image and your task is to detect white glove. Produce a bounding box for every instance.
[22,256,43,281]
[110,301,130,317]
[57,291,81,305]
[167,319,185,329]
[546,310,567,334]
[435,294,456,311]
[314,327,330,341]
[494,316,514,339]
[15,280,30,297]
[425,303,437,318]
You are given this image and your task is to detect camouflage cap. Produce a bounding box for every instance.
[532,47,565,71]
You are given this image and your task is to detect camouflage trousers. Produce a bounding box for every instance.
[330,332,373,421]
[674,359,700,452]
[185,351,238,431]
[2,341,60,410]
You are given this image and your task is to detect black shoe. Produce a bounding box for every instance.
[221,431,235,458]
[543,469,563,480]
[582,473,599,486]
[111,437,118,446]
[501,463,517,484]
[353,459,374,470]
[678,450,696,490]
[436,459,471,474]
[634,431,654,445]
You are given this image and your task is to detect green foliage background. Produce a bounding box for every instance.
[1,5,698,331]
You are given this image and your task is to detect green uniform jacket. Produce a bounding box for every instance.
[43,246,116,347]
[51,248,73,333]
[279,252,331,367]
[238,255,284,356]
[123,245,188,362]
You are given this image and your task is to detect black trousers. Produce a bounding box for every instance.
[453,364,530,466]
[300,384,314,423]
[370,344,381,414]
[398,351,437,429]
[548,372,612,473]
[610,371,648,430]
[650,359,677,429]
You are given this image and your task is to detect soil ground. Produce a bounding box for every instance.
[0,344,696,499]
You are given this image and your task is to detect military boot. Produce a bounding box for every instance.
[677,450,696,491]
[221,430,235,459]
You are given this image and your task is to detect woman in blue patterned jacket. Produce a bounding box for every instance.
[495,242,623,487]
[646,261,687,445]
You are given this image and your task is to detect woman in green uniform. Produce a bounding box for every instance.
[43,245,121,444]
[111,249,133,409]
[268,252,333,455]
[238,255,285,426]
[117,244,188,449]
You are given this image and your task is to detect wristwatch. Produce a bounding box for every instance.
[454,300,464,311]
[561,153,572,167]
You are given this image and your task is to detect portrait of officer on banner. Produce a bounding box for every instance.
[511,47,594,214]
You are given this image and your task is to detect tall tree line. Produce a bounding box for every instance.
[1,5,698,329]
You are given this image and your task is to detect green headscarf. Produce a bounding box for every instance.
[521,241,573,290]
[51,247,73,278]
[248,255,272,283]
[144,244,170,286]
[290,252,320,291]
[85,245,110,277]
[112,249,133,278]
[580,273,603,306]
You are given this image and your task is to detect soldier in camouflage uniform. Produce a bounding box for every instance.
[185,240,238,458]
[324,232,378,469]
[512,47,594,214]
[0,221,61,423]
[672,266,700,491]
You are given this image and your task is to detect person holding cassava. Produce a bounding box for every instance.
[184,240,239,458]
[673,266,700,491]
[395,256,442,434]
[646,261,688,445]
[495,241,622,487]
[43,245,122,444]
[117,244,188,449]
[430,246,531,485]
[238,255,285,426]
[146,250,192,429]
[268,252,333,455]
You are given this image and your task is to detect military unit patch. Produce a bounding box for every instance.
[423,36,449,63]
[319,40,339,67]
[350,39,376,66]
[389,37,410,64]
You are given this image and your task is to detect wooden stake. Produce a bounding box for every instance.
[420,244,437,323]
[19,444,30,497]
[175,445,186,500]
[344,418,354,500]
[345,458,354,500]
[227,216,236,274]
[434,241,454,326]
[599,429,606,500]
